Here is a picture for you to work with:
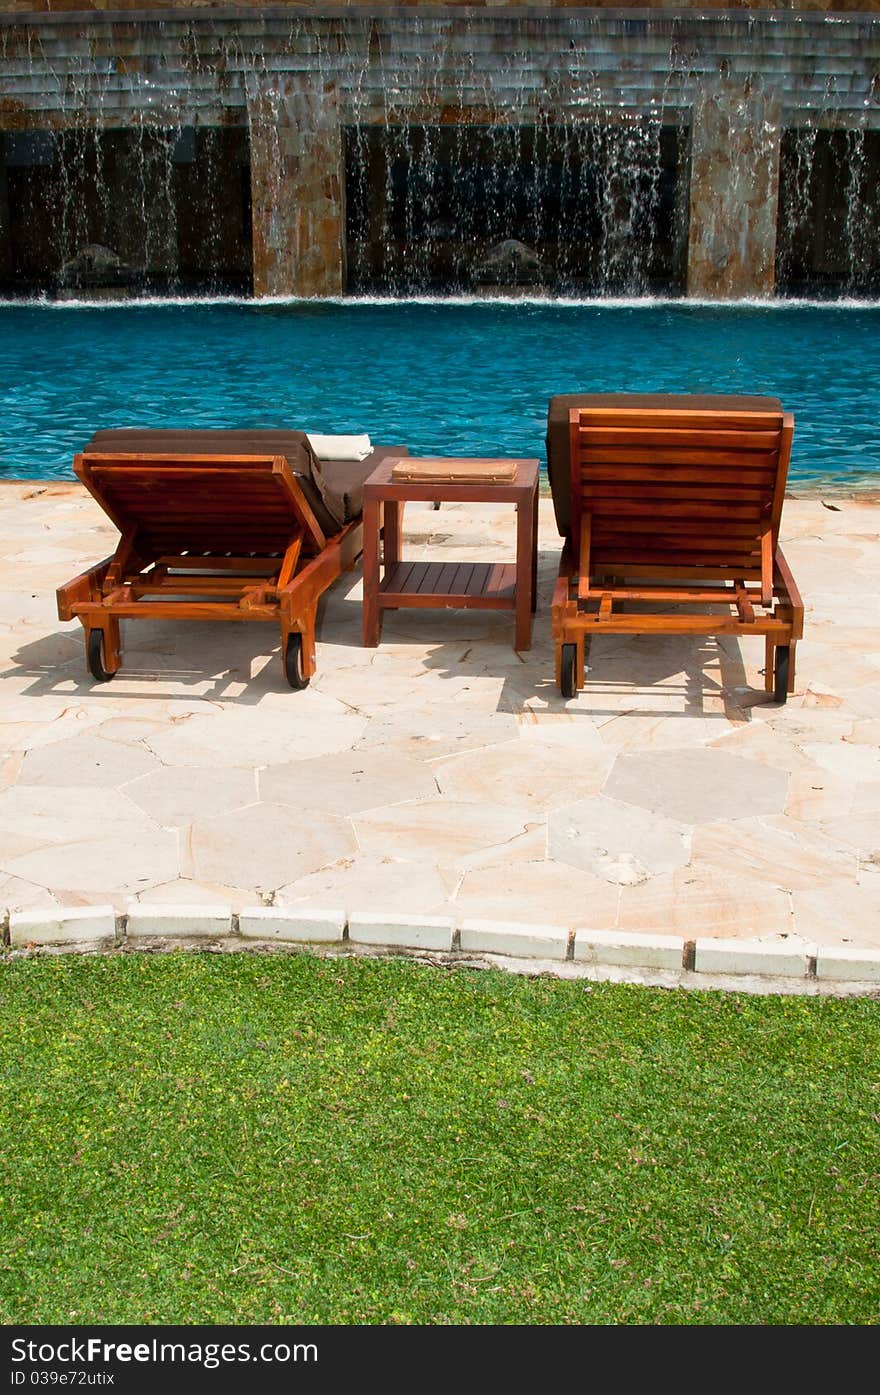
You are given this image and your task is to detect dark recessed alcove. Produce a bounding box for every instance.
[0,126,252,297]
[776,128,880,298]
[344,122,688,296]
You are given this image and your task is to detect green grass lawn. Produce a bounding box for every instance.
[1,950,878,1325]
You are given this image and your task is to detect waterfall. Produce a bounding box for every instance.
[776,77,879,298]
[0,9,878,301]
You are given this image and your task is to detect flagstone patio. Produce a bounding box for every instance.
[1,479,878,963]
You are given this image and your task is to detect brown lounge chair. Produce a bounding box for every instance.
[56,429,408,688]
[546,393,804,704]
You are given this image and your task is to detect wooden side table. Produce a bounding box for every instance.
[361,457,540,652]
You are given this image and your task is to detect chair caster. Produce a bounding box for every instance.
[284,632,310,690]
[773,646,790,704]
[560,643,578,699]
[87,630,114,683]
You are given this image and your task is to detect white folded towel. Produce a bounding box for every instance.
[306,432,372,462]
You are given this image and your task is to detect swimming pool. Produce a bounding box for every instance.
[1,298,878,488]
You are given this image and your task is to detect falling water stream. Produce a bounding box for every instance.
[0,12,878,299]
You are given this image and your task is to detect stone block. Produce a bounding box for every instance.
[9,905,116,947]
[574,928,683,970]
[814,947,880,983]
[458,918,569,961]
[238,906,345,942]
[125,904,233,939]
[347,912,453,952]
[694,937,812,978]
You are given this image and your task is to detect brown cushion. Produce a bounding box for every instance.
[545,393,784,536]
[310,445,409,526]
[82,429,408,534]
[85,428,313,472]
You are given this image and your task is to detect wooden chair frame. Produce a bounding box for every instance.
[57,452,365,688]
[551,403,805,703]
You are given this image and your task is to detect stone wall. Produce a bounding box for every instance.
[1,7,879,296]
[248,72,345,296]
[1,2,880,12]
[687,84,782,298]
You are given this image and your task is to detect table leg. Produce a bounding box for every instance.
[362,497,382,647]
[383,499,403,570]
[531,483,539,613]
[514,487,536,652]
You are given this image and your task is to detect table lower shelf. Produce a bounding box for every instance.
[379,560,517,609]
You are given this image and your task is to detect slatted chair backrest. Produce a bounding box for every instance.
[569,402,794,584]
[74,454,326,559]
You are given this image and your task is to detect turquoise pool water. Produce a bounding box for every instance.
[1,298,878,487]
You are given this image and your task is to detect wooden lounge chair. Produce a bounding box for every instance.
[549,393,804,704]
[56,432,406,689]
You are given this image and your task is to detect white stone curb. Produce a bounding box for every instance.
[3,905,880,988]
[348,912,454,952]
[239,906,345,942]
[125,904,233,939]
[815,947,880,983]
[458,918,569,961]
[694,937,814,979]
[9,905,117,948]
[574,929,683,970]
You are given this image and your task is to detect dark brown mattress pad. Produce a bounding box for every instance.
[545,393,783,537]
[83,428,409,537]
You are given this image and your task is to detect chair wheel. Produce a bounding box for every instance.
[284,632,310,690]
[87,630,114,683]
[773,646,790,704]
[560,643,577,699]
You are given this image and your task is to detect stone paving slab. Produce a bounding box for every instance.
[1,480,879,991]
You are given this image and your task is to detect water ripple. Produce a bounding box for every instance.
[0,300,878,486]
